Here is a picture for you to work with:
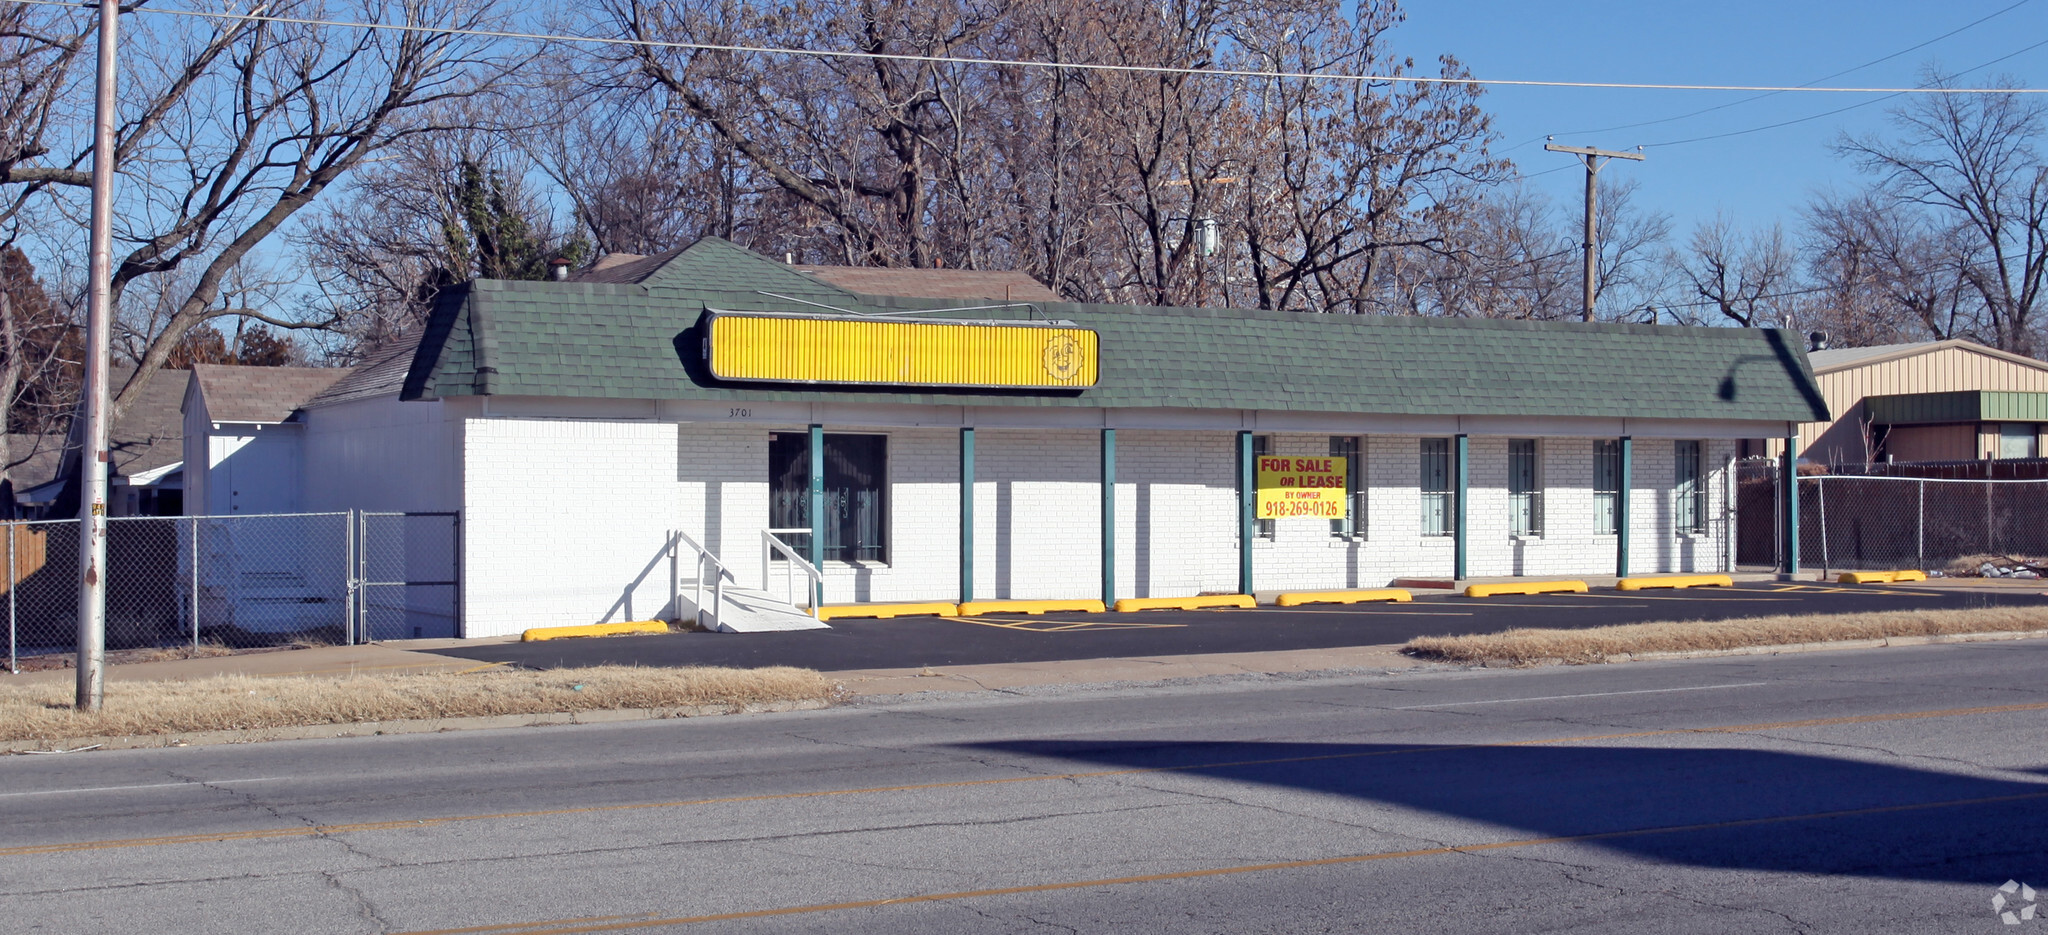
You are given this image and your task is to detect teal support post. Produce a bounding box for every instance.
[1783,434,1801,578]
[959,427,974,604]
[1101,428,1116,606]
[808,423,825,606]
[1617,436,1633,578]
[1453,434,1469,581]
[1238,430,1254,596]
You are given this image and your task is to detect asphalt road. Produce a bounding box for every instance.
[436,581,2048,671]
[5,640,2047,933]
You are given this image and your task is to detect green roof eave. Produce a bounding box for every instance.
[1867,390,2048,424]
[402,237,1831,424]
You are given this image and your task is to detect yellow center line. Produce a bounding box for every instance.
[947,616,1187,632]
[390,787,2048,935]
[6,699,2046,858]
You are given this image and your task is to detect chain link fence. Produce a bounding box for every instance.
[5,511,459,673]
[1733,459,2048,575]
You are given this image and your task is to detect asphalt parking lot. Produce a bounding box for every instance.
[433,581,2048,672]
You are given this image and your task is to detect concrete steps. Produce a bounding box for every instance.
[692,587,831,633]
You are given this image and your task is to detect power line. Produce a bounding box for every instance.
[1642,34,2048,147]
[5,0,2048,95]
[1529,0,2036,145]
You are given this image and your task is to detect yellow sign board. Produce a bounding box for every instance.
[706,312,1098,389]
[1257,456,1348,520]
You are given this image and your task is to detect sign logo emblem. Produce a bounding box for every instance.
[1042,333,1082,381]
[1997,881,2038,925]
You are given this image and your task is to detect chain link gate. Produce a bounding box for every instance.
[354,511,461,642]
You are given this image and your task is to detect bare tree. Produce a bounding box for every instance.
[1,0,522,417]
[1803,190,1970,345]
[0,4,93,228]
[1834,73,2048,355]
[572,0,1499,312]
[1591,178,1673,318]
[299,126,589,351]
[1674,217,1801,328]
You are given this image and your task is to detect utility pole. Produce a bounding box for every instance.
[76,0,118,712]
[1544,142,1644,323]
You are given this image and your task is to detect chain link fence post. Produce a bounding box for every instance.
[1916,480,1926,571]
[1772,461,1783,571]
[1817,476,1830,579]
[344,509,357,646]
[188,517,198,652]
[8,526,16,674]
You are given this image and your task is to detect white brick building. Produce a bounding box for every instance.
[256,238,1827,639]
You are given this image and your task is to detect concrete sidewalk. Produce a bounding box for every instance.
[1,636,1423,698]
[3,643,495,687]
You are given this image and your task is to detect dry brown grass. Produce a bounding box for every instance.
[0,665,833,743]
[1404,606,2048,666]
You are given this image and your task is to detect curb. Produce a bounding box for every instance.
[1601,628,2048,663]
[0,698,830,755]
[1434,628,2048,668]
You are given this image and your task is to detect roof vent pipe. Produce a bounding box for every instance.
[1808,331,1829,352]
[548,258,571,281]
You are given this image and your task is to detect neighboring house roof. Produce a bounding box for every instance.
[189,364,348,424]
[792,266,1062,302]
[404,236,1831,423]
[1807,339,2048,374]
[564,248,688,285]
[104,366,190,479]
[302,332,423,409]
[5,433,67,489]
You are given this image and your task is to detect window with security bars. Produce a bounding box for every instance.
[769,432,888,562]
[1593,440,1621,535]
[1251,435,1275,539]
[1420,438,1453,537]
[1329,436,1363,538]
[1508,439,1541,536]
[1674,440,1705,534]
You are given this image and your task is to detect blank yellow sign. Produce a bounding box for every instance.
[707,313,1098,389]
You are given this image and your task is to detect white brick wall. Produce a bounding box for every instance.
[459,419,1737,635]
[462,419,685,637]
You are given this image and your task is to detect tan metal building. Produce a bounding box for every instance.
[1773,339,2048,465]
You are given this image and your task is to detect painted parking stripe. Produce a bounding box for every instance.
[1442,601,1652,609]
[1567,592,1800,603]
[1392,682,1772,710]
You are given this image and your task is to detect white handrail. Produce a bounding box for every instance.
[762,528,824,617]
[670,530,737,630]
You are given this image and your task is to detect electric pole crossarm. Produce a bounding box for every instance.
[1542,143,1646,162]
[1545,142,1645,323]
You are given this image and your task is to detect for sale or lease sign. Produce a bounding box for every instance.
[1255,456,1348,519]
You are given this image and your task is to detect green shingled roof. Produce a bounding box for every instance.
[403,237,1831,423]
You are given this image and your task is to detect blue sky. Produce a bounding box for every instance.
[1394,0,2048,240]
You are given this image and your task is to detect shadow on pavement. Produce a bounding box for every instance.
[966,738,2048,884]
